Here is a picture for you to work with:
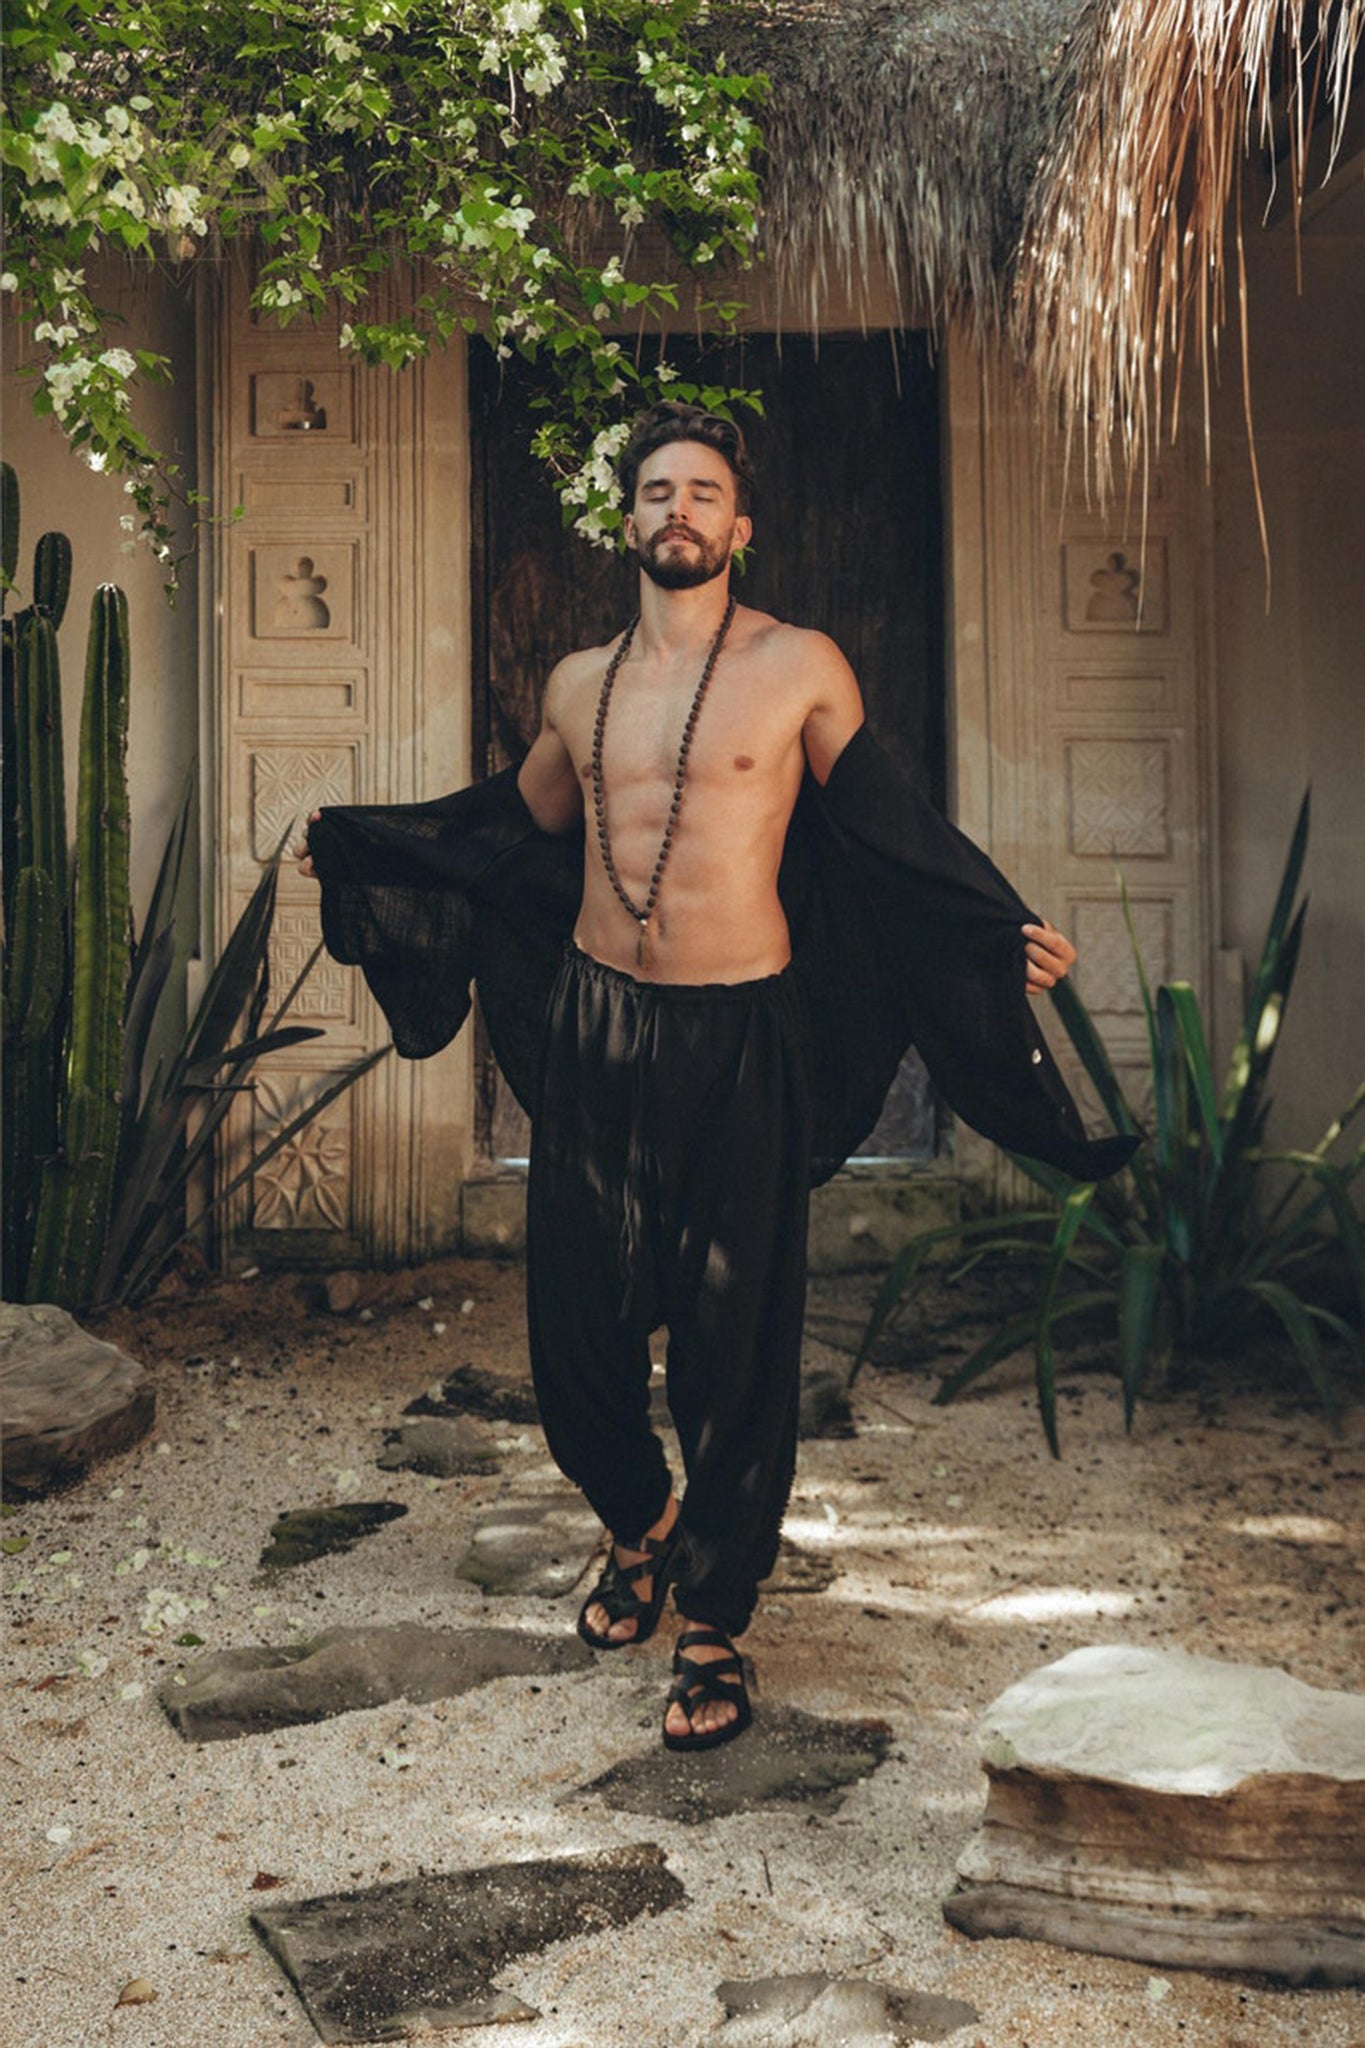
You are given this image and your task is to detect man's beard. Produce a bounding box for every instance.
[633,524,732,590]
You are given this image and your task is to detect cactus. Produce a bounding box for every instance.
[26,586,132,1306]
[33,529,72,629]
[1,475,71,1294]
[1,461,17,594]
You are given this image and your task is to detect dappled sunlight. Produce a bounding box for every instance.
[962,1586,1138,1625]
[1227,1515,1348,1544]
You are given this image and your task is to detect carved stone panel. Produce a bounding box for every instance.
[214,258,472,1267]
[268,902,357,1025]
[250,368,354,442]
[249,1073,353,1232]
[250,745,355,860]
[1066,739,1171,858]
[1072,897,1173,1016]
[1062,539,1169,634]
[249,542,357,645]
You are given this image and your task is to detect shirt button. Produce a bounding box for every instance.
[1031,1048,1043,1065]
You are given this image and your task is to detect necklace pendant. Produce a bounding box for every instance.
[637,917,651,972]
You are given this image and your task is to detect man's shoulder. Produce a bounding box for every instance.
[738,610,850,672]
[544,638,617,722]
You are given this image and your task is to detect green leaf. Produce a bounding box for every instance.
[1117,1243,1166,1429]
[1244,1277,1340,1425]
[1034,1184,1098,1457]
[934,1290,1114,1407]
[850,1210,1056,1382]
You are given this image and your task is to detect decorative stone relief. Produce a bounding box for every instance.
[250,746,353,859]
[250,368,352,440]
[237,671,363,721]
[1072,897,1173,1015]
[269,904,355,1024]
[250,1074,352,1232]
[1058,671,1176,713]
[1067,739,1170,857]
[1062,539,1169,634]
[250,543,355,643]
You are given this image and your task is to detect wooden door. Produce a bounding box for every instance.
[470,331,945,1161]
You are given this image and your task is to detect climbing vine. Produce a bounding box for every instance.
[1,0,766,587]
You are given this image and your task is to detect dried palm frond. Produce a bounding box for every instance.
[1012,0,1364,553]
[710,0,1085,338]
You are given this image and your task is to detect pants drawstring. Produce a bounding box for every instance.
[618,993,655,1322]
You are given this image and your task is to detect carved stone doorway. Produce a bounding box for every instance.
[469,330,946,1164]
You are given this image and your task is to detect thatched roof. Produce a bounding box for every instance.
[726,0,1363,508]
[712,1,1086,331]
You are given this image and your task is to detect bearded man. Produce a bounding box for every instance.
[303,401,1134,1751]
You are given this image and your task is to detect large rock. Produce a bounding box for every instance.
[455,1489,602,1597]
[0,1303,155,1496]
[160,1624,592,1741]
[945,1643,1365,1984]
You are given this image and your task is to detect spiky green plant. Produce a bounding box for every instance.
[855,793,1363,1453]
[1,464,386,1308]
[95,803,388,1305]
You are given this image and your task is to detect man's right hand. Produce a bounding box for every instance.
[295,809,322,880]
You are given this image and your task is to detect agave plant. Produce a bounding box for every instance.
[94,792,389,1306]
[855,793,1364,1454]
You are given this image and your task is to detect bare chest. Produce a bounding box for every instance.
[563,656,806,797]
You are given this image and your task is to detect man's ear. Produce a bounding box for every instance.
[622,509,637,551]
[732,514,753,554]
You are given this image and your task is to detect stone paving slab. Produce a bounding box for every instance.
[259,1501,408,1572]
[160,1624,592,1742]
[455,1491,602,1597]
[576,1704,893,1824]
[0,1301,155,1496]
[375,1414,503,1477]
[251,1843,685,2043]
[709,1973,980,2046]
[404,1363,539,1424]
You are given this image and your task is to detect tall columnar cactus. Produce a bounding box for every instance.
[26,586,133,1307]
[1,467,72,1293]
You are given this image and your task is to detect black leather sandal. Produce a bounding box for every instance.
[662,1626,753,1751]
[576,1522,681,1651]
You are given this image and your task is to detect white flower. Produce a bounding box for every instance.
[105,105,131,134]
[0,273,16,293]
[49,52,76,82]
[498,0,542,31]
[98,347,137,377]
[228,142,251,169]
[656,361,678,383]
[339,322,355,349]
[35,103,80,147]
[106,178,146,220]
[161,183,203,232]
[85,450,107,473]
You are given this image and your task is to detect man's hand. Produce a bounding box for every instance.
[1022,918,1076,994]
[295,809,322,880]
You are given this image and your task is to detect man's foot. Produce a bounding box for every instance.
[662,1626,752,1750]
[577,1495,680,1650]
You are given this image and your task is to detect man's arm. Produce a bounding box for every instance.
[800,631,865,786]
[517,660,584,835]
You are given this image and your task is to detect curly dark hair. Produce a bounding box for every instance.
[616,401,755,516]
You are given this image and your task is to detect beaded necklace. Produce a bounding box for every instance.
[590,594,736,971]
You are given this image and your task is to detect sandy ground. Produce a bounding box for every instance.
[3,1252,1362,2048]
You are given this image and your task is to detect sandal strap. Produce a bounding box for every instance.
[669,1629,746,1710]
[591,1526,677,1618]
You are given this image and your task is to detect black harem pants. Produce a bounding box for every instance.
[526,945,814,1638]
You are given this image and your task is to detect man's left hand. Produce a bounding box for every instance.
[1022,919,1076,994]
